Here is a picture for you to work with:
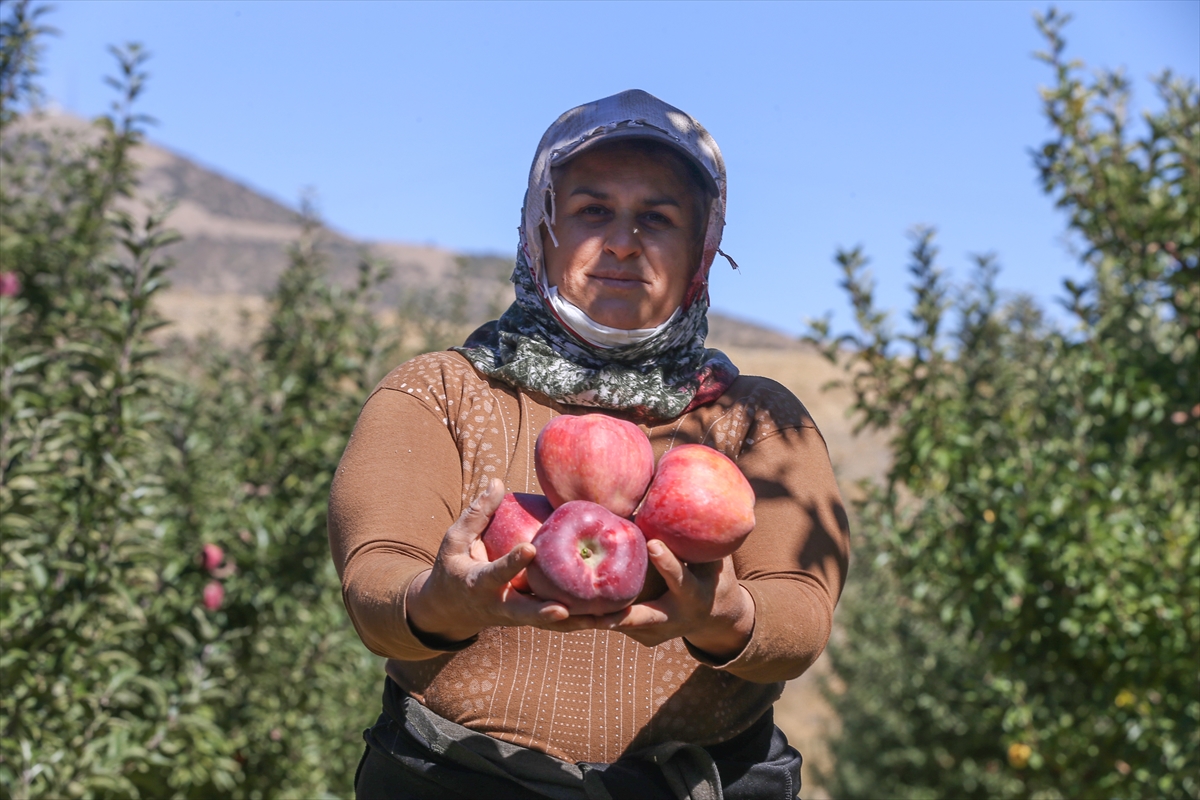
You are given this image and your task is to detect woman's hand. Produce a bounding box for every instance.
[405,478,601,645]
[597,541,755,662]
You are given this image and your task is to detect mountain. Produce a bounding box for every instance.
[103,117,800,351]
[132,134,467,298]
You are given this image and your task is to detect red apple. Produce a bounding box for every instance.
[635,444,756,563]
[201,543,224,573]
[525,500,648,615]
[482,492,553,592]
[535,414,655,518]
[202,580,224,611]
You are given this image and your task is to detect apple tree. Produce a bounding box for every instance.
[812,10,1198,798]
[1,3,391,795]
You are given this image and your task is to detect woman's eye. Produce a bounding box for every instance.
[642,212,672,226]
[580,205,609,217]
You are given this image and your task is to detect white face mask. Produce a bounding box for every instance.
[540,271,680,349]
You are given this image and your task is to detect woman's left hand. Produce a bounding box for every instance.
[596,541,755,661]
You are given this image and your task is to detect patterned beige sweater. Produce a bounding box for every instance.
[328,351,850,764]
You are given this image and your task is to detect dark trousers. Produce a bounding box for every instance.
[354,679,801,800]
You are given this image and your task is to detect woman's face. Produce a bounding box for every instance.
[543,144,703,331]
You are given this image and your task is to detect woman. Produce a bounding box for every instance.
[329,90,850,800]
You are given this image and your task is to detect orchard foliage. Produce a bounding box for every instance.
[0,3,400,796]
[813,10,1199,798]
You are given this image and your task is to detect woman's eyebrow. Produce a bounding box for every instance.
[569,186,681,208]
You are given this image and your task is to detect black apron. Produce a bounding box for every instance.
[354,677,801,800]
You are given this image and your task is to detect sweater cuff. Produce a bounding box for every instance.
[343,561,475,660]
[685,580,828,683]
[403,570,480,653]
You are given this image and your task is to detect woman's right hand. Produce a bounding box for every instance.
[404,478,599,644]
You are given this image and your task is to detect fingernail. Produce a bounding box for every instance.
[648,541,663,556]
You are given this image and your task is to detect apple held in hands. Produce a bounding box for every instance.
[525,500,648,615]
[635,444,756,563]
[535,414,655,518]
[482,492,554,560]
[482,492,554,592]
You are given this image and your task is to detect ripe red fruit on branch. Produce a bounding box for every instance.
[0,271,20,297]
[482,492,554,592]
[525,500,648,615]
[534,414,654,518]
[202,580,225,611]
[635,444,756,563]
[202,543,224,573]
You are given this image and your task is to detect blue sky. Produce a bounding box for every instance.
[37,0,1199,336]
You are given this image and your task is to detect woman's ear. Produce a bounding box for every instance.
[696,190,716,241]
[539,221,559,251]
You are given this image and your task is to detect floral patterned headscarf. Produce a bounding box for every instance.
[454,90,739,422]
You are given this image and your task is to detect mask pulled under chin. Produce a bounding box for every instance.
[544,281,681,350]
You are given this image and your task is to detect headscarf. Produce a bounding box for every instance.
[454,90,739,422]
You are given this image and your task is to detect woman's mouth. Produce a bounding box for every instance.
[590,274,646,288]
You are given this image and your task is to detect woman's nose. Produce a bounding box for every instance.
[603,217,642,261]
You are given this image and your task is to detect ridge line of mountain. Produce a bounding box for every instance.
[13,111,803,350]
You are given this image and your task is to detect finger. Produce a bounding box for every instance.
[501,591,608,631]
[448,478,506,547]
[713,556,741,591]
[478,542,536,589]
[534,603,574,624]
[599,603,669,630]
[647,540,689,594]
[469,538,489,562]
[499,591,574,625]
[467,477,506,522]
[594,607,634,628]
[689,559,723,588]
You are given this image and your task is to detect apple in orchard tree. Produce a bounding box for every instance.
[524,500,648,615]
[482,492,554,592]
[201,543,224,573]
[535,414,655,518]
[635,444,756,563]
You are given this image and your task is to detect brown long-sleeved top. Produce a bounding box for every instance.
[328,350,850,763]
